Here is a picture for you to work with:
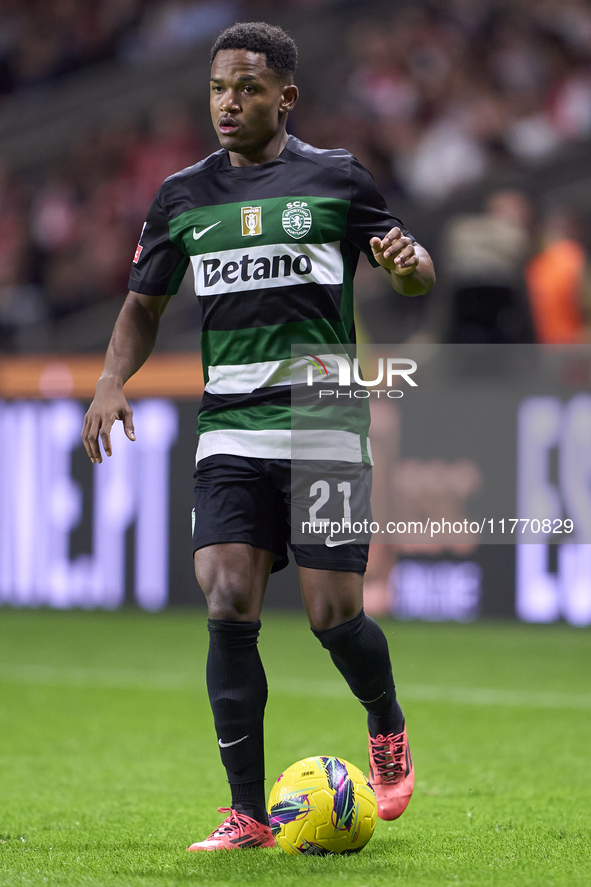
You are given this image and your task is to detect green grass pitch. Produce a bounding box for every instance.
[0,609,590,887]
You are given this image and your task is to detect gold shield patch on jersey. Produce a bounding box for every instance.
[241,206,262,236]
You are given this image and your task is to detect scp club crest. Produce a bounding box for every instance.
[282,201,312,240]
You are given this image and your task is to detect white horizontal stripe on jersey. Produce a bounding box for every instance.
[206,357,289,394]
[191,241,344,297]
[195,429,364,464]
[204,353,351,395]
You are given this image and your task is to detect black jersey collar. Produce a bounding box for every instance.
[221,135,292,172]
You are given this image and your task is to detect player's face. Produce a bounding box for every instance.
[210,49,297,166]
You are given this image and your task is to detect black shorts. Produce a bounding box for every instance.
[192,454,371,573]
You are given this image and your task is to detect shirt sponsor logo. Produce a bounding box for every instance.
[203,252,313,287]
[241,206,262,236]
[191,241,343,297]
[282,201,312,239]
[133,244,143,263]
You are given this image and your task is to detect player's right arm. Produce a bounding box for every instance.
[82,290,171,463]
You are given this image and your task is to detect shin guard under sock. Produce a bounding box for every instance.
[206,619,268,824]
[312,609,404,738]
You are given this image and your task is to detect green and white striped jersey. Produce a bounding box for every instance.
[128,136,411,463]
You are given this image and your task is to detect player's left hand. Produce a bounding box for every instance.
[370,227,419,277]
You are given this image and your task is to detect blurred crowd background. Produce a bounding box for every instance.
[0,0,590,353]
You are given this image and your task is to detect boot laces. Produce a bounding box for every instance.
[371,732,405,783]
[208,808,251,838]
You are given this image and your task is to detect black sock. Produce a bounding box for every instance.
[206,619,268,824]
[231,780,268,826]
[312,609,405,738]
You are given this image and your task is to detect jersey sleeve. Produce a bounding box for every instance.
[127,186,190,296]
[346,157,414,267]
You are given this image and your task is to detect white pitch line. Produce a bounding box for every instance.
[402,684,591,711]
[272,679,591,710]
[0,664,590,710]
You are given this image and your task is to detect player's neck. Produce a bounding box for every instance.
[227,130,289,167]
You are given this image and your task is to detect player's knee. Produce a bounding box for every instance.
[307,599,362,633]
[203,582,255,620]
[194,545,269,620]
[198,565,260,619]
[206,595,252,620]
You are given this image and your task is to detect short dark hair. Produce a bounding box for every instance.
[210,22,298,80]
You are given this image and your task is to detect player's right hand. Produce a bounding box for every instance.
[81,380,135,463]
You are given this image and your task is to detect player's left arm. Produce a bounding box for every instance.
[370,227,436,296]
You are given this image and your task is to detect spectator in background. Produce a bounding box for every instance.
[121,100,205,216]
[525,207,591,343]
[0,162,47,350]
[26,100,205,325]
[2,0,591,343]
[0,0,148,95]
[438,189,535,343]
[121,0,239,62]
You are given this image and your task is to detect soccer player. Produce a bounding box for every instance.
[82,22,435,851]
